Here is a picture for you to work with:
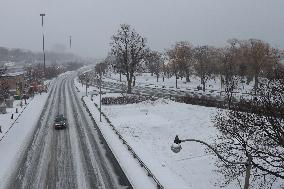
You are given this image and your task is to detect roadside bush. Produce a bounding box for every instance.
[102,95,156,105]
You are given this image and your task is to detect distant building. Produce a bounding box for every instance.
[1,72,25,89]
[0,71,26,97]
[0,102,7,114]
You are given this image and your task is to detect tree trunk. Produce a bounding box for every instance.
[156,74,159,82]
[201,77,206,92]
[176,75,178,88]
[254,74,259,94]
[226,91,232,109]
[133,76,136,86]
[127,80,132,94]
[220,75,223,90]
[186,75,190,82]
[119,71,122,82]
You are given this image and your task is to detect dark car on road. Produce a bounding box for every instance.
[54,114,67,130]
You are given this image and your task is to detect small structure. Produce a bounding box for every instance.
[0,103,7,114]
[5,97,14,108]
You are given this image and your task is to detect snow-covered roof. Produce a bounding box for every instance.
[4,62,15,67]
[1,71,25,77]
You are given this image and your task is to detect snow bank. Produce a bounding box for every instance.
[0,92,50,188]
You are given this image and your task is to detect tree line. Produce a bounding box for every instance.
[0,46,80,64]
[97,24,283,95]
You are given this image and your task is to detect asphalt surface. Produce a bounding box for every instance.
[5,73,132,189]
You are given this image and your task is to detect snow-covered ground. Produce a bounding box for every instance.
[105,72,254,95]
[75,78,240,189]
[0,99,31,141]
[0,84,53,188]
[0,79,54,141]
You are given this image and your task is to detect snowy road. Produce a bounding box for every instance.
[5,73,132,189]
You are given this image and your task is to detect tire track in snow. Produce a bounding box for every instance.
[45,76,77,189]
[5,76,64,189]
[68,74,132,189]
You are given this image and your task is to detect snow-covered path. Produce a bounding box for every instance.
[4,73,132,189]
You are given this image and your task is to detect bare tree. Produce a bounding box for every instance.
[144,50,163,82]
[221,40,241,108]
[238,39,280,93]
[95,61,108,75]
[194,46,215,92]
[213,69,284,188]
[110,24,147,93]
[167,42,194,83]
[111,53,125,82]
[166,48,179,88]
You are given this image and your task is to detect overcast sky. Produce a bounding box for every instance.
[0,0,284,58]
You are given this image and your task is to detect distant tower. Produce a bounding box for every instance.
[40,13,46,76]
[69,36,72,48]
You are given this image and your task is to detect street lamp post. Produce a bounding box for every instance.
[171,135,252,189]
[69,35,72,48]
[162,60,165,82]
[86,79,88,96]
[99,65,102,122]
[40,13,46,77]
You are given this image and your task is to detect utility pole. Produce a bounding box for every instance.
[162,61,165,82]
[85,80,88,96]
[86,76,88,96]
[69,35,72,48]
[99,65,102,122]
[40,13,46,77]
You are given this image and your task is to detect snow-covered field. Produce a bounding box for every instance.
[105,72,254,95]
[75,78,240,189]
[101,98,234,189]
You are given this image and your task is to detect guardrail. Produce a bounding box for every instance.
[81,97,164,189]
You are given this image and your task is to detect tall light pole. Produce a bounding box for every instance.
[84,73,88,96]
[162,60,165,82]
[99,65,102,122]
[171,135,252,189]
[69,35,72,48]
[40,13,46,77]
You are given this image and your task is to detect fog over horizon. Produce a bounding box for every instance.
[0,0,283,59]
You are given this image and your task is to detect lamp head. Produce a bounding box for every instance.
[171,143,182,153]
[171,135,182,153]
